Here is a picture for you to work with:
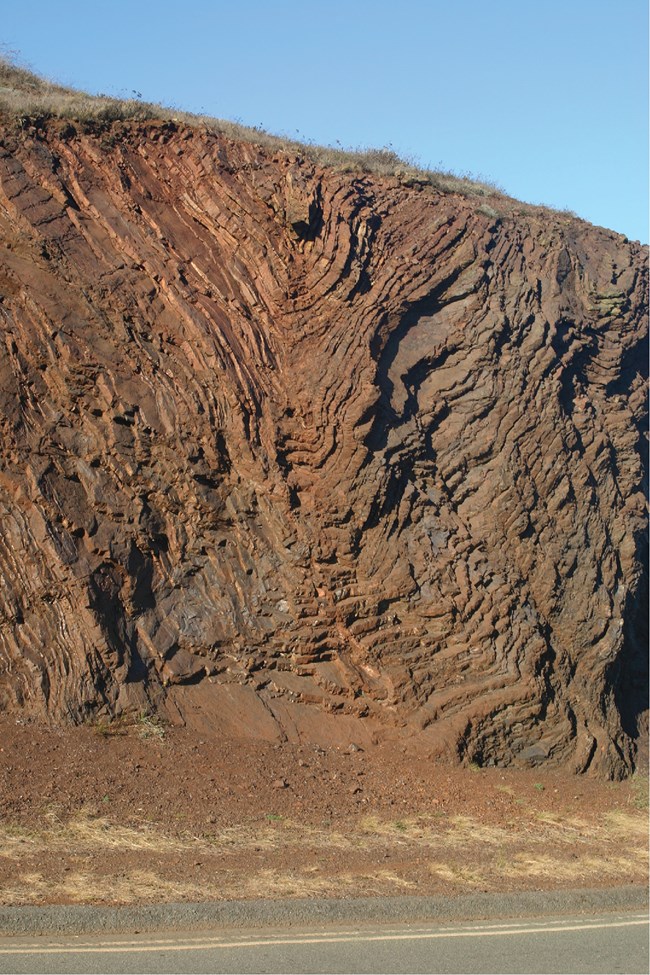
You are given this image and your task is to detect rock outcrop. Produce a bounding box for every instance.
[0,118,646,776]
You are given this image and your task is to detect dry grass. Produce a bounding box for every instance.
[0,57,165,125]
[428,862,490,888]
[0,865,419,905]
[89,710,166,741]
[603,809,649,839]
[0,870,207,906]
[235,867,416,899]
[0,56,501,200]
[1,805,646,857]
[629,774,649,811]
[0,804,646,905]
[0,812,196,855]
[500,851,644,884]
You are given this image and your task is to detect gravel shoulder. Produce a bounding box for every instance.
[0,887,647,937]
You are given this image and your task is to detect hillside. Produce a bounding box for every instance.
[0,78,647,780]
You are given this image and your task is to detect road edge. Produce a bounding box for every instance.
[0,886,647,936]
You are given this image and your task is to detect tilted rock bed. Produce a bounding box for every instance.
[0,118,646,777]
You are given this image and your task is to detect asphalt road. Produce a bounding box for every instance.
[0,912,647,974]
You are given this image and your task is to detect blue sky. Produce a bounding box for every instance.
[2,0,648,242]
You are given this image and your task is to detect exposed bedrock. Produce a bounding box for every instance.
[0,119,646,776]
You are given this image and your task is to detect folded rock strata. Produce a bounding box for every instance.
[0,118,646,776]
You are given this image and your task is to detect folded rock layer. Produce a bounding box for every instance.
[0,118,646,776]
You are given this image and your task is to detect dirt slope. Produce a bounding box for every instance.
[0,117,647,777]
[0,719,647,906]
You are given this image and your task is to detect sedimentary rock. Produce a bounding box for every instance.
[0,117,646,776]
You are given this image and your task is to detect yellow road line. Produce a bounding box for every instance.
[0,917,646,955]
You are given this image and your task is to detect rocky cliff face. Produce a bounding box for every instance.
[0,118,646,776]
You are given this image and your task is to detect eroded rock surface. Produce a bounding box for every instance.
[0,119,646,776]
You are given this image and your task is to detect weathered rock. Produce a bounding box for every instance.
[0,119,646,777]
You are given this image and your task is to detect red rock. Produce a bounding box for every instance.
[0,117,646,779]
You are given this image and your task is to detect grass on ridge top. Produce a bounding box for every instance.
[0,56,501,200]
